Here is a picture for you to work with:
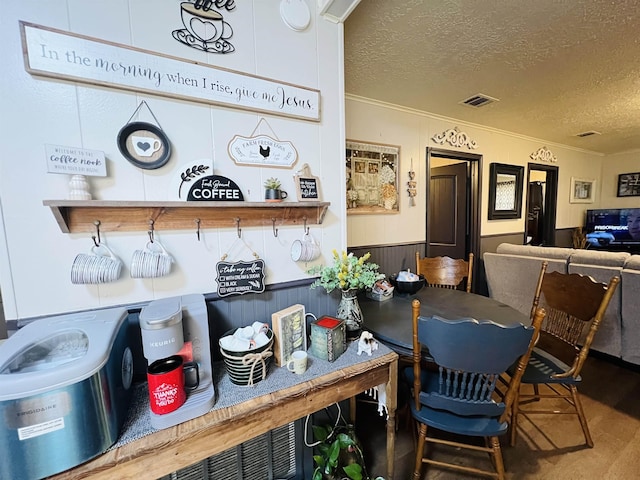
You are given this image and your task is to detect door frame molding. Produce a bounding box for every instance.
[525,162,558,246]
[425,147,482,271]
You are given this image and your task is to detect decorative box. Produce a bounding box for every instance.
[309,316,346,362]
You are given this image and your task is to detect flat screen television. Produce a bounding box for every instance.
[585,208,640,249]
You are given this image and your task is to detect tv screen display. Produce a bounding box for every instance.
[585,208,640,247]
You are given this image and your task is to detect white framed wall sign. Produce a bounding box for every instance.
[21,22,321,122]
[228,134,298,167]
[45,144,107,176]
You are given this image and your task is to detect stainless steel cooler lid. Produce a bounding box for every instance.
[0,307,128,401]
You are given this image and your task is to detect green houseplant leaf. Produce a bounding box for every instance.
[311,418,370,480]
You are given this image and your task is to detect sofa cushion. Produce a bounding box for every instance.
[570,250,630,267]
[567,263,622,358]
[483,252,565,317]
[623,255,640,270]
[621,261,640,363]
[496,243,575,260]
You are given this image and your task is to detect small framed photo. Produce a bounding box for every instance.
[271,304,307,367]
[570,177,596,203]
[617,172,640,197]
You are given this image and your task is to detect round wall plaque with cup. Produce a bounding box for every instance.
[117,101,171,170]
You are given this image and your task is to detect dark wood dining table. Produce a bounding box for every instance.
[360,287,530,356]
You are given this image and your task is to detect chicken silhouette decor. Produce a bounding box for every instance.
[259,145,271,159]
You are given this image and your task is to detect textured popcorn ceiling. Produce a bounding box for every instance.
[344,0,640,155]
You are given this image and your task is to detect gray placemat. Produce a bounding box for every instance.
[111,340,393,449]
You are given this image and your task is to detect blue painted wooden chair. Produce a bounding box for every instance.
[409,299,544,480]
[510,269,620,448]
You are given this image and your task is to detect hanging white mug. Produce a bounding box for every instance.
[291,232,320,262]
[71,243,123,284]
[131,240,173,278]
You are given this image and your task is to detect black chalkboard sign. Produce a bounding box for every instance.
[294,163,321,201]
[216,259,265,297]
[296,177,319,200]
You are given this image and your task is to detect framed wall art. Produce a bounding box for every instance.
[117,101,171,170]
[271,303,306,367]
[617,172,640,197]
[346,140,400,214]
[570,177,596,203]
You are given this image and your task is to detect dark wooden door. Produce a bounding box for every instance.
[525,163,558,246]
[429,162,468,258]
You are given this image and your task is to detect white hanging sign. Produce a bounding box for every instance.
[45,144,107,176]
[228,134,298,167]
[21,22,320,122]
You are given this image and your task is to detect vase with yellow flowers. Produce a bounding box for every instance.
[308,250,384,339]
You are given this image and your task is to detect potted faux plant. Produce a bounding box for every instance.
[572,226,589,249]
[264,177,288,202]
[312,422,370,480]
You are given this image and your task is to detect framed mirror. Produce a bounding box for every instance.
[488,163,524,219]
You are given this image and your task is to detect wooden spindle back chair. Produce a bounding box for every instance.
[511,266,620,447]
[409,298,544,480]
[415,252,474,292]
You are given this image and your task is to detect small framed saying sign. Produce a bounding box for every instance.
[293,163,320,201]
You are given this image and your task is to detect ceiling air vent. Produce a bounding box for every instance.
[575,130,602,138]
[460,93,499,108]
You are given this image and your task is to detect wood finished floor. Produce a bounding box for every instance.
[356,353,640,479]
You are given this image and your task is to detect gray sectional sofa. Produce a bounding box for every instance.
[484,243,639,365]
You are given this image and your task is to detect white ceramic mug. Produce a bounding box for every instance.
[181,1,232,44]
[131,135,161,157]
[287,350,308,374]
[291,232,320,262]
[130,240,173,278]
[71,243,123,284]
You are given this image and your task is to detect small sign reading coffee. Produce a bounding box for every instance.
[187,175,244,201]
[45,144,107,176]
[216,260,266,297]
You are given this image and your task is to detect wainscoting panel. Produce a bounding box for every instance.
[348,243,426,278]
[205,282,339,361]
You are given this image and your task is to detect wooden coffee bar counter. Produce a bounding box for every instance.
[48,350,398,480]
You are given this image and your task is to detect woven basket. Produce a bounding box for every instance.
[219,328,274,386]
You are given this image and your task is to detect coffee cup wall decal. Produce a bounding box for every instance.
[172,1,236,54]
[131,136,162,157]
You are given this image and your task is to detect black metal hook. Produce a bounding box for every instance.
[92,220,101,247]
[235,218,242,238]
[272,218,278,237]
[148,220,155,243]
[195,218,201,241]
[303,216,309,235]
